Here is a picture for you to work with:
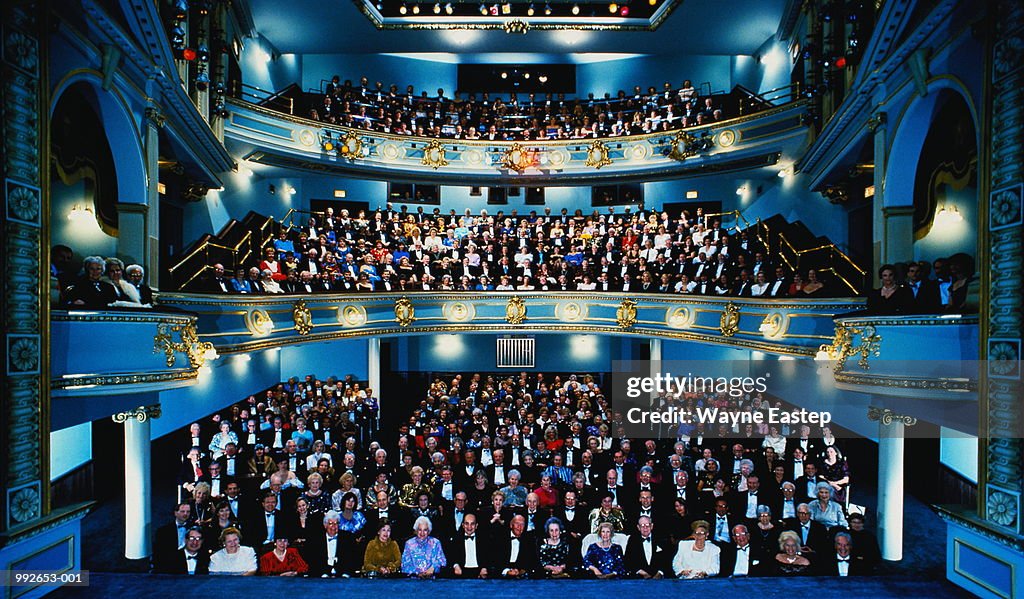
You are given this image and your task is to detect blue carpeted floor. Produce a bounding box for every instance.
[50,572,973,598]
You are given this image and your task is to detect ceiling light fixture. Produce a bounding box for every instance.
[412,3,420,13]
[445,2,453,13]
[501,2,511,14]
[480,2,487,13]
[571,3,580,14]
[399,3,408,13]
[538,74,548,83]
[523,72,530,79]
[434,2,441,13]
[544,2,552,14]
[501,71,508,79]
[609,2,617,12]
[527,3,535,15]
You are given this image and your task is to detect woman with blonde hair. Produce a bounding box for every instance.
[672,520,720,579]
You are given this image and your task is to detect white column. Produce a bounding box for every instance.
[368,338,381,404]
[649,338,662,364]
[115,405,159,559]
[877,419,905,561]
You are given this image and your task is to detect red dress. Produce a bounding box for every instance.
[259,548,309,575]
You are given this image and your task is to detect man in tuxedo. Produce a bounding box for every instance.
[662,470,697,514]
[767,266,789,297]
[624,516,667,578]
[823,532,870,576]
[552,489,589,541]
[435,491,469,540]
[576,450,603,488]
[303,511,344,577]
[904,262,941,313]
[446,513,488,578]
[221,481,247,521]
[719,524,766,577]
[730,475,771,523]
[246,490,283,553]
[153,503,192,572]
[786,503,828,554]
[794,462,824,504]
[204,264,232,293]
[633,489,661,525]
[216,443,243,478]
[365,490,405,535]
[259,416,287,450]
[281,440,309,481]
[710,499,739,546]
[489,515,536,578]
[198,462,232,499]
[774,482,800,522]
[153,526,210,575]
[520,492,549,534]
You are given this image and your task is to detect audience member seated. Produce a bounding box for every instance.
[672,520,720,579]
[259,535,309,576]
[209,527,258,575]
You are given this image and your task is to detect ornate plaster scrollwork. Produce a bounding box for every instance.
[616,298,638,329]
[395,297,416,327]
[506,296,527,325]
[720,302,740,337]
[867,406,917,427]
[112,404,163,423]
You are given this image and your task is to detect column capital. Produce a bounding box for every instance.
[867,406,917,426]
[112,404,162,424]
[144,106,166,128]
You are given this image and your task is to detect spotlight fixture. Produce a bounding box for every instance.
[571,3,579,14]
[480,2,487,13]
[490,3,499,15]
[544,3,552,14]
[376,1,383,8]
[434,2,441,12]
[527,3,535,15]
[412,3,420,13]
[501,71,508,79]
[501,2,511,14]
[399,3,407,13]
[648,0,656,5]
[523,72,530,79]
[445,2,453,13]
[538,74,548,83]
[619,5,628,15]
[609,2,617,12]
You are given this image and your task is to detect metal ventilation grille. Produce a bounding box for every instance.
[497,336,535,368]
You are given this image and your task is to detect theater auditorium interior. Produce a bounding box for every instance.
[1,0,1022,596]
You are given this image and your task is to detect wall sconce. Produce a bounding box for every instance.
[936,204,963,225]
[68,204,94,222]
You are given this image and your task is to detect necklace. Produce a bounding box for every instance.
[785,556,797,563]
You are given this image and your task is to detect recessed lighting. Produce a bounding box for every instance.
[571,3,580,14]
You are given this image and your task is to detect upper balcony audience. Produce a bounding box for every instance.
[310,77,725,141]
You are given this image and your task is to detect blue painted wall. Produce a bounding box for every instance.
[576,55,734,97]
[279,339,370,380]
[301,54,457,94]
[241,35,303,94]
[51,177,118,264]
[50,422,92,481]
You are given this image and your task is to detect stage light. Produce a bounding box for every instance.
[835,56,847,68]
[544,3,552,14]
[182,47,197,61]
[412,3,420,13]
[609,2,617,12]
[445,2,454,12]
[434,2,441,12]
[480,2,487,13]
[523,72,530,79]
[571,3,580,14]
[400,3,407,13]
[735,186,745,195]
[648,0,656,5]
[501,2,511,14]
[619,5,628,15]
[490,3,499,15]
[538,74,548,83]
[501,71,508,79]
[527,3,535,15]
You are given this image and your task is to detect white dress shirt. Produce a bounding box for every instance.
[732,544,750,576]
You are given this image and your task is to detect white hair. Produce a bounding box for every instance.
[412,515,432,533]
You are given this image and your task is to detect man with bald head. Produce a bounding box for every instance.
[491,514,536,577]
[445,513,488,578]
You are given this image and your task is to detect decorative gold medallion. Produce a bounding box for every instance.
[720,302,740,337]
[443,301,475,323]
[339,304,368,326]
[420,139,449,169]
[501,143,534,172]
[292,300,313,335]
[339,132,364,158]
[584,140,612,169]
[506,296,527,325]
[666,306,692,329]
[668,131,699,161]
[616,298,638,329]
[154,321,218,368]
[246,309,275,336]
[717,129,736,147]
[395,297,416,327]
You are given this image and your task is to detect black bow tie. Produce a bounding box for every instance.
[739,546,748,551]
[718,516,727,521]
[644,537,651,543]
[465,535,476,540]
[327,535,337,541]
[186,555,197,561]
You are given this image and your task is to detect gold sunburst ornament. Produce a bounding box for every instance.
[616,298,638,329]
[293,300,313,335]
[339,132,364,158]
[501,143,534,172]
[584,140,613,169]
[668,131,699,161]
[420,139,449,169]
[720,302,740,337]
[395,297,416,327]
[506,296,527,325]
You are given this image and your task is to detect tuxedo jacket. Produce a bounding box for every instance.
[784,519,829,554]
[487,531,538,573]
[153,522,189,571]
[820,553,871,576]
[444,533,487,573]
[245,509,284,547]
[155,548,211,575]
[552,506,590,538]
[624,533,669,576]
[719,543,768,577]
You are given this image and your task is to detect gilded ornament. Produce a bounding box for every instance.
[584,140,613,169]
[420,139,449,169]
[719,302,740,337]
[668,131,699,161]
[866,406,917,427]
[506,296,527,325]
[340,132,364,158]
[616,298,638,329]
[154,322,218,368]
[340,304,368,326]
[501,143,534,172]
[293,300,314,335]
[716,129,736,147]
[395,297,416,327]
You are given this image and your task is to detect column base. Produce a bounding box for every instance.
[936,505,1024,599]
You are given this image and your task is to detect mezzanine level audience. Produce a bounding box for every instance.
[311,77,722,141]
[196,205,839,299]
[154,371,881,579]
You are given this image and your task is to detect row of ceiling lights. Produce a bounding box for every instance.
[392,0,657,16]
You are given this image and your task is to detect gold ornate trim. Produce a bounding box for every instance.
[584,140,613,169]
[339,304,368,326]
[420,139,449,169]
[112,404,162,423]
[53,310,194,325]
[500,143,534,172]
[835,371,977,393]
[394,297,416,327]
[616,298,638,329]
[292,300,313,335]
[339,132,364,158]
[506,296,527,324]
[153,322,218,368]
[867,406,918,426]
[54,369,197,390]
[720,302,740,337]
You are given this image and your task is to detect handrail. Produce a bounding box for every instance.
[778,232,866,293]
[231,81,295,115]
